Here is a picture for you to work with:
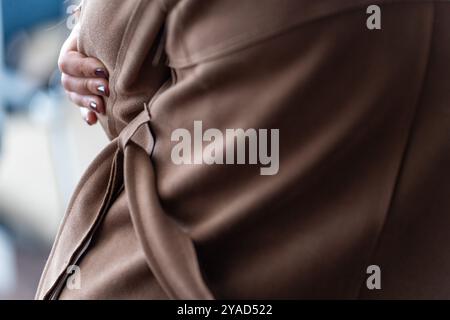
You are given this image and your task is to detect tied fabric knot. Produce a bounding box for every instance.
[41,108,213,300]
[118,109,155,156]
[119,109,214,300]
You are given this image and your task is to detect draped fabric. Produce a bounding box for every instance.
[37,100,213,298]
[36,0,450,299]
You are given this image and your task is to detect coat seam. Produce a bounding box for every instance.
[168,0,436,69]
[109,0,147,137]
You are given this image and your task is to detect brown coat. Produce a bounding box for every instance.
[37,0,450,299]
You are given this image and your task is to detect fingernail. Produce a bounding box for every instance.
[97,85,108,96]
[90,101,98,112]
[95,68,108,79]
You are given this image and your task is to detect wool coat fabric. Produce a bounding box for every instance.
[36,0,450,299]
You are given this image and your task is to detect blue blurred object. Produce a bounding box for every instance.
[0,0,4,152]
[0,106,4,154]
[1,0,65,47]
[0,0,68,154]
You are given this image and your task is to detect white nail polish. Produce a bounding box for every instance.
[90,101,98,111]
[97,85,106,94]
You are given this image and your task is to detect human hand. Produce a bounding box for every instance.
[58,24,109,125]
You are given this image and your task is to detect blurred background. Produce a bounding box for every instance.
[0,0,108,299]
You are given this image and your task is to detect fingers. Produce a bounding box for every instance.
[61,74,109,97]
[58,26,108,78]
[58,25,109,126]
[66,91,106,114]
[59,51,109,79]
[80,108,98,126]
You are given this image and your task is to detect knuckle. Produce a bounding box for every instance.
[80,59,90,77]
[60,74,69,88]
[85,79,94,93]
[81,95,90,108]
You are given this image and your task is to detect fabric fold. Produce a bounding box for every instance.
[121,110,214,299]
[38,109,213,299]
